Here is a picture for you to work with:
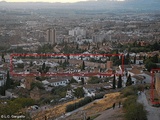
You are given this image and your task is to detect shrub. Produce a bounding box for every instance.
[66,104,76,112]
[93,93,105,100]
[121,86,137,97]
[88,77,101,84]
[123,92,147,120]
[123,95,137,109]
[125,102,147,120]
[66,97,93,112]
[66,93,108,112]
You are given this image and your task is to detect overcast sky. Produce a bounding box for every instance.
[5,0,93,3]
[4,0,124,3]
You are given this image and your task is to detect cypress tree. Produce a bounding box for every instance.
[0,84,6,96]
[134,55,136,64]
[126,74,132,86]
[112,74,116,89]
[118,74,122,88]
[42,62,46,71]
[6,71,11,89]
[81,61,85,70]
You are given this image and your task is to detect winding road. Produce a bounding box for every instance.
[137,92,160,120]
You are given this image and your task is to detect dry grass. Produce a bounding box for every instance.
[32,92,123,120]
[32,98,82,120]
[67,92,122,120]
[83,92,121,115]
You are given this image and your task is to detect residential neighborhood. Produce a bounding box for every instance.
[0,0,160,120]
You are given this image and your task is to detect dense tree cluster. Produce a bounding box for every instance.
[51,85,70,98]
[122,86,147,120]
[37,62,50,74]
[118,41,160,53]
[74,87,85,98]
[0,98,35,115]
[144,54,159,72]
[31,82,44,90]
[36,44,55,53]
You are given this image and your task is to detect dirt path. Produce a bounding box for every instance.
[94,106,124,120]
[56,92,121,120]
[137,91,160,120]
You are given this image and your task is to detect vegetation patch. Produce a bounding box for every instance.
[121,86,147,120]
[66,93,106,112]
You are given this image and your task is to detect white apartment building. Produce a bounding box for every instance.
[69,27,86,38]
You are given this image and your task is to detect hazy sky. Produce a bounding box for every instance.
[4,0,124,3]
[5,0,92,3]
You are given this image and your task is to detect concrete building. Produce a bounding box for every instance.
[47,77,71,87]
[69,27,86,38]
[46,28,56,44]
[107,61,113,69]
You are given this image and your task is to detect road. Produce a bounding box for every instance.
[137,91,160,120]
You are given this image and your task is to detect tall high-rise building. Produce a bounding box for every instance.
[69,27,86,37]
[46,28,56,44]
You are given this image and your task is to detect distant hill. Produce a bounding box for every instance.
[0,0,160,11]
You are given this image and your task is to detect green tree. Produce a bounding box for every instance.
[111,50,121,66]
[1,53,4,59]
[31,82,44,90]
[74,87,84,98]
[151,41,160,51]
[51,86,70,98]
[70,78,78,84]
[0,98,35,115]
[67,55,70,60]
[30,61,33,67]
[81,78,85,85]
[126,74,132,86]
[145,59,157,72]
[88,77,100,84]
[38,62,50,74]
[124,53,130,65]
[134,55,136,64]
[42,63,46,71]
[117,75,122,88]
[112,75,116,89]
[6,71,11,89]
[125,102,147,120]
[1,53,5,62]
[76,44,79,50]
[151,54,159,63]
[0,85,6,96]
[81,61,85,70]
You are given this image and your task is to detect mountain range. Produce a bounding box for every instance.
[0,0,160,11]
